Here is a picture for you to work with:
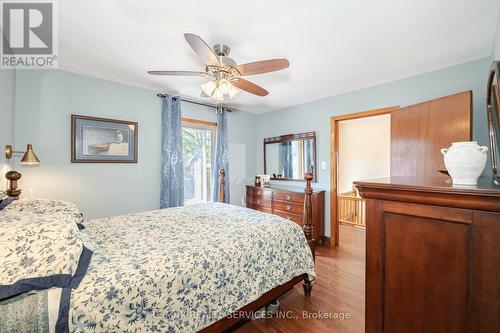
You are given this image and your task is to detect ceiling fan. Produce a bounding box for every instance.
[147,33,290,102]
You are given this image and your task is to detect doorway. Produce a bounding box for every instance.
[330,106,398,247]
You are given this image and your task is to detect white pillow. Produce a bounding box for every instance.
[0,214,92,300]
[2,199,85,225]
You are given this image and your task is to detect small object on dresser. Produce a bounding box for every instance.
[254,176,261,187]
[441,141,488,185]
[261,175,271,187]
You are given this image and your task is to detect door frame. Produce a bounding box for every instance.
[330,106,399,247]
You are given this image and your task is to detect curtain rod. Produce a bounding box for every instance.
[156,94,233,112]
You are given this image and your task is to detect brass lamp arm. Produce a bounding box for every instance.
[5,144,40,165]
[4,145,25,159]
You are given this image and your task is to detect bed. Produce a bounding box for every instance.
[0,170,316,333]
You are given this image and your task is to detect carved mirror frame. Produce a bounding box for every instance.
[486,61,500,185]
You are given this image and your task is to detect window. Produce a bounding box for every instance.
[182,118,216,204]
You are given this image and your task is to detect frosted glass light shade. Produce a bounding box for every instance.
[212,88,224,102]
[228,85,240,99]
[218,79,232,94]
[201,80,217,96]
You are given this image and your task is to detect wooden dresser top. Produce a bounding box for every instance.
[246,184,326,194]
[354,177,500,213]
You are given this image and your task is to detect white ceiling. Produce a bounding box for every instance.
[59,0,500,114]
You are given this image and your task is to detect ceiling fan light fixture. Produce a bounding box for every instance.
[201,80,217,96]
[149,33,290,101]
[228,85,240,99]
[212,87,225,102]
[218,78,232,94]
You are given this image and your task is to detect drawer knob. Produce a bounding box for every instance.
[257,200,261,205]
[286,205,291,211]
[257,191,261,196]
[286,195,291,200]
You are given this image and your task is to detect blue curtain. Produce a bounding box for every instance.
[304,139,314,174]
[160,95,184,208]
[280,141,293,178]
[212,106,230,203]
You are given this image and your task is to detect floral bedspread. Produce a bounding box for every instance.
[0,215,83,286]
[70,203,315,332]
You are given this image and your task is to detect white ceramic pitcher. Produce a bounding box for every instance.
[441,142,488,185]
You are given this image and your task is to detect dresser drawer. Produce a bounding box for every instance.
[273,210,303,225]
[248,196,272,208]
[257,207,273,214]
[273,191,304,204]
[247,186,272,200]
[273,201,304,215]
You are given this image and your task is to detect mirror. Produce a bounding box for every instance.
[264,132,317,181]
[487,61,500,185]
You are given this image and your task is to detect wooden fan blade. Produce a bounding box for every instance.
[236,59,289,76]
[147,71,208,76]
[184,33,220,66]
[232,78,269,96]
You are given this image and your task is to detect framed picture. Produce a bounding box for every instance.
[71,115,138,163]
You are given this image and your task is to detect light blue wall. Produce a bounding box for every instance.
[256,57,492,237]
[14,70,257,218]
[9,56,496,226]
[495,5,500,59]
[0,69,16,190]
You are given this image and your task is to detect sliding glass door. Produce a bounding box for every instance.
[182,119,216,204]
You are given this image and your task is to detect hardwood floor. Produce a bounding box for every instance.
[233,225,366,333]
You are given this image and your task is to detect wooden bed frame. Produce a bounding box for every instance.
[200,169,315,332]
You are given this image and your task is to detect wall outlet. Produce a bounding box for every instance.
[321,161,327,170]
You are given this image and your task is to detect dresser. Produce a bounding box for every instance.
[355,177,500,333]
[246,185,325,243]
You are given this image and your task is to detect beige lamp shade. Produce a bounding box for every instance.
[20,144,40,165]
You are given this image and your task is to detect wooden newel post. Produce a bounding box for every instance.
[303,172,314,297]
[218,169,226,203]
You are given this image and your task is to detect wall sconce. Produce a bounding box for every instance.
[4,144,40,199]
